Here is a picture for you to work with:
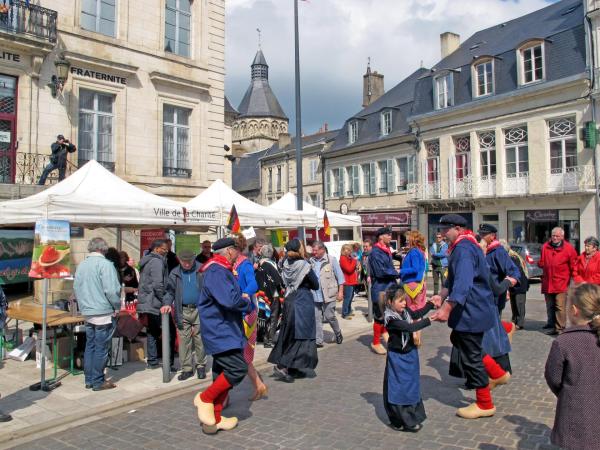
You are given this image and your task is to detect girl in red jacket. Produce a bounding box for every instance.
[573,237,600,285]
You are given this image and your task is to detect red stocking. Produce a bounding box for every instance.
[501,321,514,334]
[476,386,494,410]
[200,373,232,404]
[213,390,230,424]
[373,323,383,345]
[483,354,506,380]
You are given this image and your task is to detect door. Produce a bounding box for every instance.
[0,75,17,184]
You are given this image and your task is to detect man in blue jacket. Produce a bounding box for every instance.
[429,232,448,295]
[431,214,497,419]
[368,227,399,355]
[478,223,519,314]
[194,237,255,434]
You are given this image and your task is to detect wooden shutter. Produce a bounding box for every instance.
[386,159,395,193]
[325,170,331,198]
[352,165,360,195]
[338,167,345,197]
[369,162,376,195]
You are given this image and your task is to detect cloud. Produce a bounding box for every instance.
[226,0,556,134]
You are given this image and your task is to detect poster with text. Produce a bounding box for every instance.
[0,229,34,285]
[140,229,167,258]
[29,220,71,279]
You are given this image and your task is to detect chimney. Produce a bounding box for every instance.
[363,70,384,108]
[278,132,291,149]
[440,32,460,59]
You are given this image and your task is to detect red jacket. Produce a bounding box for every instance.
[573,251,600,285]
[339,255,358,285]
[538,240,577,294]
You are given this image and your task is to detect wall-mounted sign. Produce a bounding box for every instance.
[70,66,127,85]
[0,131,10,143]
[525,209,558,222]
[0,51,20,63]
[358,211,412,226]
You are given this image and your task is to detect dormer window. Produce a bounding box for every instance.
[518,42,544,85]
[348,121,358,144]
[434,73,453,110]
[473,59,494,97]
[381,110,392,136]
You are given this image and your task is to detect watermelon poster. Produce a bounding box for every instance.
[29,220,71,279]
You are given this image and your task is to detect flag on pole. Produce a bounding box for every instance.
[227,204,241,232]
[323,211,331,238]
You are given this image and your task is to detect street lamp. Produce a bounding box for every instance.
[49,54,70,98]
[294,0,305,240]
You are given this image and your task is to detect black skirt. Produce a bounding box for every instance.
[267,293,318,370]
[383,362,426,428]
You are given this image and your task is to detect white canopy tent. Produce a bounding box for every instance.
[0,160,219,228]
[185,179,317,228]
[268,192,362,228]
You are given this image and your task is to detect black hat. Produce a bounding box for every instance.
[285,238,301,252]
[212,237,235,251]
[439,214,467,228]
[478,223,498,236]
[375,227,393,238]
[57,134,65,140]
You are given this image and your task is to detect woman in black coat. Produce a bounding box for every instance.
[255,244,284,348]
[268,239,319,383]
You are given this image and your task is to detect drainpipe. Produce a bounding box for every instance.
[586,13,600,239]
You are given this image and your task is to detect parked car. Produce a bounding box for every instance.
[510,243,543,279]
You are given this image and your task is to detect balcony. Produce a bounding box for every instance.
[449,175,473,198]
[478,175,496,197]
[547,165,595,193]
[0,151,76,186]
[0,1,57,47]
[408,181,441,201]
[503,172,529,196]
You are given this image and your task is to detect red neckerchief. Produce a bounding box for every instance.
[232,254,248,277]
[374,242,392,256]
[448,230,479,255]
[200,254,232,273]
[486,240,501,253]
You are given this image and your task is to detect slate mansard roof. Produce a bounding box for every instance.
[232,148,269,194]
[237,50,288,120]
[412,0,587,116]
[330,68,429,153]
[261,129,340,160]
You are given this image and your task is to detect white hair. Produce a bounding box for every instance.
[552,227,565,237]
[88,237,109,254]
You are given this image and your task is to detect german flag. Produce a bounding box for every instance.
[323,211,331,238]
[227,204,241,232]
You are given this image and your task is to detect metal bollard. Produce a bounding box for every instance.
[161,312,170,383]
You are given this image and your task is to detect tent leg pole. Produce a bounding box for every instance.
[40,278,48,390]
[116,227,122,251]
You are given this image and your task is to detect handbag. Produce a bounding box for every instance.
[115,314,144,341]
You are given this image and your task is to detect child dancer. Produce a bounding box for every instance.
[382,286,439,432]
[545,283,600,450]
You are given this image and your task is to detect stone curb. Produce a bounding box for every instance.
[0,323,373,449]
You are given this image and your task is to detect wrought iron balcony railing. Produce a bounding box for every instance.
[0,1,57,43]
[0,152,76,185]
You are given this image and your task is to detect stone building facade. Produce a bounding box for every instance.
[0,0,227,202]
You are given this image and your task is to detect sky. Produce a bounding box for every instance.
[225,0,557,135]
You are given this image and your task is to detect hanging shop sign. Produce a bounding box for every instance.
[525,210,558,222]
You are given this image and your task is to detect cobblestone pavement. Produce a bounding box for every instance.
[18,294,560,450]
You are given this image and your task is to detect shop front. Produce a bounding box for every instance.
[359,210,412,250]
[508,209,580,250]
[0,74,17,184]
[427,212,473,246]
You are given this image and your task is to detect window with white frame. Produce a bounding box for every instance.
[377,160,394,193]
[425,140,440,183]
[397,155,415,191]
[474,60,493,97]
[163,105,191,177]
[81,0,116,37]
[308,158,319,182]
[361,163,374,195]
[381,110,392,136]
[276,165,282,192]
[78,89,115,171]
[268,168,273,193]
[345,167,354,196]
[165,0,191,57]
[434,74,453,109]
[337,167,345,198]
[348,121,358,144]
[330,169,340,197]
[520,43,544,84]
[478,131,497,179]
[308,193,321,207]
[453,135,471,181]
[504,126,529,177]
[548,117,577,173]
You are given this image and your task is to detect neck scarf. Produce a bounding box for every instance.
[200,254,232,273]
[233,254,247,271]
[448,230,479,255]
[550,240,564,249]
[384,306,412,350]
[487,240,501,252]
[282,258,312,296]
[374,241,392,255]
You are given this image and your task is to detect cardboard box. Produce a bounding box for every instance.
[127,341,144,362]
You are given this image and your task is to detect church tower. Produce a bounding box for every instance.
[233,48,289,153]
